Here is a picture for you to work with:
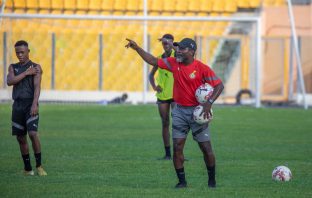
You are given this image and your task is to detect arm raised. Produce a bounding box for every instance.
[125,38,158,66]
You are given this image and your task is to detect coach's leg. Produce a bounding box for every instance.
[16,135,33,172]
[198,141,216,188]
[158,102,171,159]
[173,138,187,188]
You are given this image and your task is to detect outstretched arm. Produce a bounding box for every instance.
[7,64,39,86]
[125,38,158,66]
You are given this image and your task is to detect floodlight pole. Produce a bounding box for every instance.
[286,0,308,110]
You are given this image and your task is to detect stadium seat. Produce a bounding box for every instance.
[114,0,127,11]
[163,0,176,12]
[249,0,261,8]
[224,0,237,13]
[14,0,26,9]
[199,0,213,12]
[237,0,250,8]
[212,0,226,13]
[126,0,141,11]
[38,0,51,9]
[101,0,114,11]
[64,0,76,11]
[26,0,38,10]
[4,0,13,9]
[188,0,200,13]
[175,0,188,12]
[149,0,163,12]
[51,0,63,10]
[89,0,101,10]
[77,0,89,11]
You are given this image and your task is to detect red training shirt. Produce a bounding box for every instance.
[157,57,222,106]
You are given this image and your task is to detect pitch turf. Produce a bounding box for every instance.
[0,104,311,197]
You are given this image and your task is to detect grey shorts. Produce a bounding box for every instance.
[172,104,210,142]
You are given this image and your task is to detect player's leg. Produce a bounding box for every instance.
[27,114,47,176]
[157,100,171,159]
[191,121,216,188]
[198,141,216,188]
[12,102,33,175]
[171,105,189,188]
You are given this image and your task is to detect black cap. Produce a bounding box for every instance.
[159,33,174,41]
[173,38,197,51]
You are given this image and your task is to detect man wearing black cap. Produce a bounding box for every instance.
[125,37,224,188]
[149,34,175,160]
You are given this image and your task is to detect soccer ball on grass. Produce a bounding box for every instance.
[272,165,292,182]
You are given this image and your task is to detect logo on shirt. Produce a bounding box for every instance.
[189,70,196,79]
[14,68,19,72]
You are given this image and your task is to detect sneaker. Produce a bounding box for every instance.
[36,166,47,176]
[24,170,34,176]
[175,182,187,188]
[208,180,216,188]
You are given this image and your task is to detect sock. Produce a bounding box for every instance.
[207,165,216,182]
[165,146,171,157]
[22,154,32,171]
[175,167,186,183]
[34,153,42,168]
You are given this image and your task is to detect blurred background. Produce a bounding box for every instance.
[0,0,311,107]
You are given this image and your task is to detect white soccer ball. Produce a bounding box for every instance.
[195,83,214,104]
[272,166,292,182]
[193,105,213,124]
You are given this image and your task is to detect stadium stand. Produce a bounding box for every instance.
[0,0,304,92]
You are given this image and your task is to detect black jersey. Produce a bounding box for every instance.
[12,60,38,100]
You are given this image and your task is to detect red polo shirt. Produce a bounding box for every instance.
[157,57,222,106]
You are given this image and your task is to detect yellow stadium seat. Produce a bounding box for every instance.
[249,0,261,8]
[212,0,225,12]
[26,0,38,9]
[224,0,237,13]
[89,0,101,10]
[149,0,163,12]
[175,0,188,12]
[114,0,127,11]
[51,0,63,10]
[38,0,51,9]
[274,0,286,6]
[263,0,274,6]
[5,0,13,8]
[237,0,249,8]
[77,0,89,10]
[199,0,212,12]
[64,0,76,10]
[188,0,200,12]
[126,0,141,11]
[102,0,114,10]
[14,0,26,9]
[163,0,175,12]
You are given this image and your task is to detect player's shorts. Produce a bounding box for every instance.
[11,99,39,136]
[157,98,174,104]
[172,104,210,142]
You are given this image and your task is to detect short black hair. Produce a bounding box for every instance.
[162,34,174,41]
[14,40,28,47]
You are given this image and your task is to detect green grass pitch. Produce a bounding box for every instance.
[0,104,312,197]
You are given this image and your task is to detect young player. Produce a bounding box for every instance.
[7,40,47,176]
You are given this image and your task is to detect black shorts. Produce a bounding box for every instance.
[157,98,174,104]
[11,99,39,136]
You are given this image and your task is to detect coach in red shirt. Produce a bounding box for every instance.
[126,38,224,189]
